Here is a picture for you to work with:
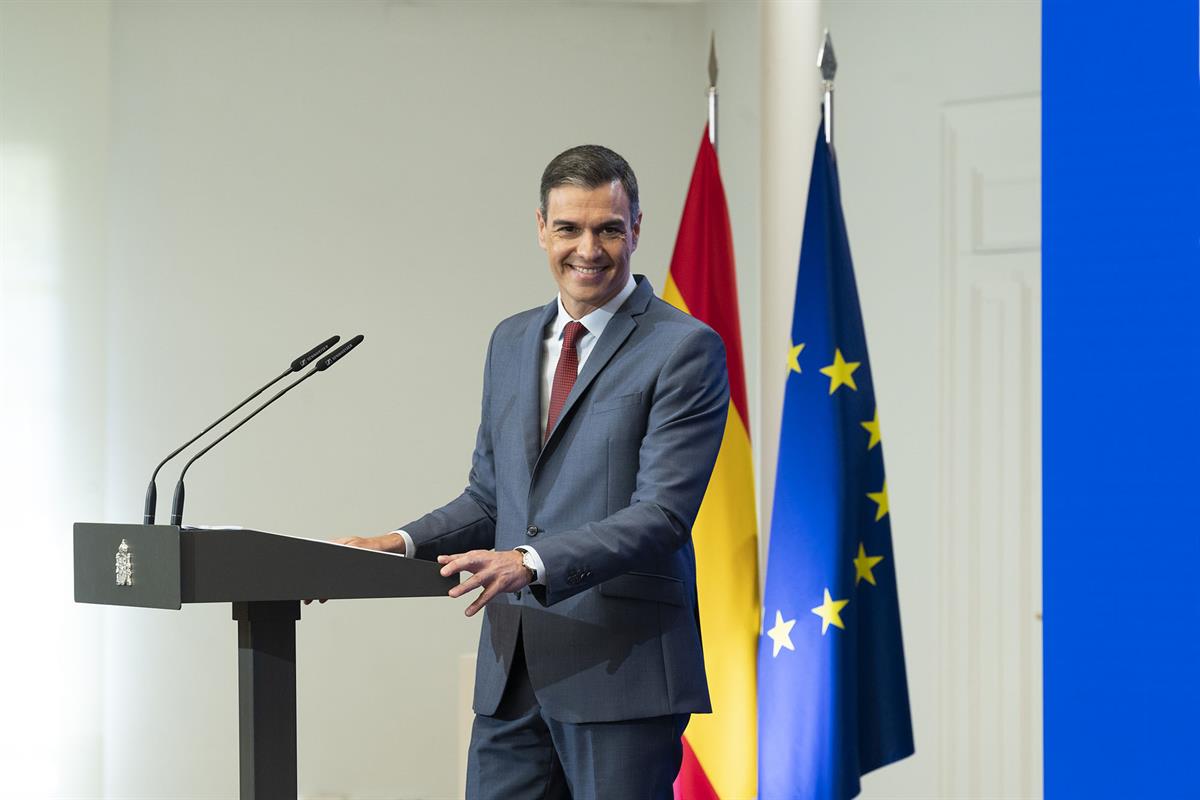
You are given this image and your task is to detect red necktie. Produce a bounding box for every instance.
[545,320,587,442]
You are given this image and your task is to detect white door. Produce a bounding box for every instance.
[939,94,1042,800]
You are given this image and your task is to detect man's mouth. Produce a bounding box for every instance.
[568,265,608,276]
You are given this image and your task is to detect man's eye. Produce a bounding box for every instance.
[601,228,624,238]
[556,227,579,236]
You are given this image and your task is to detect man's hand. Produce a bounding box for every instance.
[438,550,531,617]
[332,533,407,554]
[304,533,408,605]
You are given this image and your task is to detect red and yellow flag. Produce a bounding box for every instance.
[665,127,760,800]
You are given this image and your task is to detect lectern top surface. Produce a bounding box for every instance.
[183,524,407,558]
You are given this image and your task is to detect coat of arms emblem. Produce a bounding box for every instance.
[115,539,133,586]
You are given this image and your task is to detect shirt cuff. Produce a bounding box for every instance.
[389,530,415,557]
[515,546,546,586]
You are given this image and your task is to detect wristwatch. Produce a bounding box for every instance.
[514,546,538,584]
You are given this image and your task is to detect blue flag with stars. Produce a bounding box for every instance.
[758,120,915,799]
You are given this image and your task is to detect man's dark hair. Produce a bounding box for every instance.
[539,145,640,221]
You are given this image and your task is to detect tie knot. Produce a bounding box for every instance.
[562,320,588,349]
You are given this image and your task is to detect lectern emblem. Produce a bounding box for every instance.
[115,539,133,586]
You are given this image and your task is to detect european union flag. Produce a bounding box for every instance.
[757,120,915,799]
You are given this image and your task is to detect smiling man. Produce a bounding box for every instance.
[339,145,729,799]
[536,163,639,319]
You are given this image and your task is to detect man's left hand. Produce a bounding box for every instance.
[438,550,531,617]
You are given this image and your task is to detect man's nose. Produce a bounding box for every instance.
[577,230,603,260]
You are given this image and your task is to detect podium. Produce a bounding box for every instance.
[73,522,455,800]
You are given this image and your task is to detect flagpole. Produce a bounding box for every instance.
[707,32,718,151]
[818,29,837,147]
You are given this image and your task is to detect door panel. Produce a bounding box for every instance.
[940,95,1042,799]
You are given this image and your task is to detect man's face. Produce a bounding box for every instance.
[536,181,641,319]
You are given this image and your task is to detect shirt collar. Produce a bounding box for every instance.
[552,272,637,341]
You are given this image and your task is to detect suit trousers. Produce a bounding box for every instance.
[465,625,689,800]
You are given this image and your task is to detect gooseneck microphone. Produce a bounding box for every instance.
[142,335,340,524]
[169,334,365,527]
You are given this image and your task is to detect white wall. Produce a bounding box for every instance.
[0,1,110,795]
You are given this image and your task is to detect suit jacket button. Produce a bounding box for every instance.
[526,525,539,537]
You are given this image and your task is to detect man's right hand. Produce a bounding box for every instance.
[332,532,407,554]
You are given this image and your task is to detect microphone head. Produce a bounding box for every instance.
[292,335,340,372]
[315,334,365,372]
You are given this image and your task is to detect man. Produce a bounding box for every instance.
[340,145,729,798]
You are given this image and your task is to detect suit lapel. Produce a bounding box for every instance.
[539,277,653,458]
[520,300,558,475]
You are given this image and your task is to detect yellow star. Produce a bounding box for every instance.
[787,341,806,374]
[811,588,850,635]
[853,542,885,586]
[861,408,881,449]
[867,480,889,521]
[819,348,861,394]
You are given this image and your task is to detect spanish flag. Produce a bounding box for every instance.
[664,127,760,800]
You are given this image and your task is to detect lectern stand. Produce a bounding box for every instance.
[74,522,454,800]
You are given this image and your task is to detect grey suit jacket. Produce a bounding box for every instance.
[402,275,729,724]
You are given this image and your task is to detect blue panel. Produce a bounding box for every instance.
[1043,1,1200,797]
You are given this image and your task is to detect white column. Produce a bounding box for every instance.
[758,1,822,557]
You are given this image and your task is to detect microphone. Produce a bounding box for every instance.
[142,335,340,524]
[169,334,365,527]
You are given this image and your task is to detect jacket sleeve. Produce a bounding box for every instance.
[528,326,730,606]
[400,329,499,560]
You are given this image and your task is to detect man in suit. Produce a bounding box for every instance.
[340,145,729,798]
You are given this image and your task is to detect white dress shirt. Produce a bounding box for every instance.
[395,273,639,588]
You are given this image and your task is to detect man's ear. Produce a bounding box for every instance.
[630,210,642,252]
[535,208,548,251]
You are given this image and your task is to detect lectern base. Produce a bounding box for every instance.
[234,600,300,800]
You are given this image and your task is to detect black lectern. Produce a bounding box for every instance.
[74,522,454,800]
